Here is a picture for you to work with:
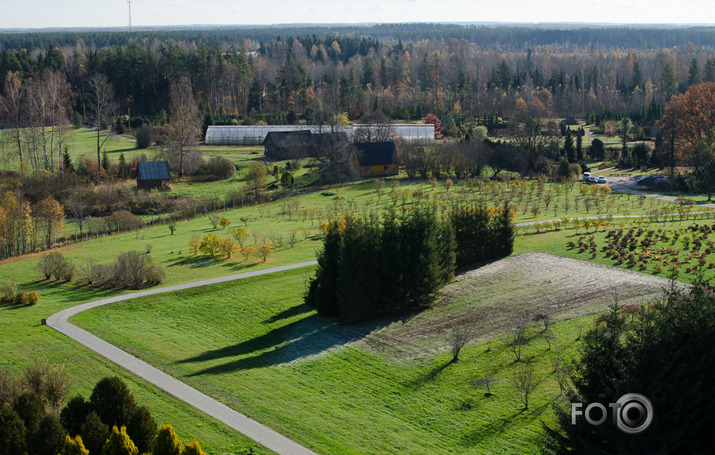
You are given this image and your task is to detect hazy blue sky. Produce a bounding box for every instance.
[0,0,712,29]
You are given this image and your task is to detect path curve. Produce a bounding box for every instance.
[47,261,318,455]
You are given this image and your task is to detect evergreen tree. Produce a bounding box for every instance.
[705,59,715,83]
[557,158,572,181]
[688,57,702,87]
[336,216,381,323]
[13,392,45,438]
[590,138,606,161]
[59,435,89,455]
[0,408,27,455]
[61,395,91,437]
[152,424,182,455]
[563,129,575,163]
[543,285,715,454]
[576,129,584,161]
[631,61,643,90]
[661,62,677,99]
[305,220,343,317]
[118,153,127,178]
[62,147,75,173]
[101,150,111,174]
[80,412,110,455]
[31,414,66,455]
[89,377,136,428]
[181,439,206,455]
[126,406,157,454]
[102,426,138,455]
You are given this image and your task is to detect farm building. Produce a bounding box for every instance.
[263,130,314,160]
[354,142,399,177]
[561,116,579,126]
[205,124,434,145]
[136,161,170,190]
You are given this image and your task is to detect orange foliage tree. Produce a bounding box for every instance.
[657,82,715,169]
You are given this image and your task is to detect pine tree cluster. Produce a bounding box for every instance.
[306,203,514,324]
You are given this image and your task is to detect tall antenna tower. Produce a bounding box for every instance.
[127,0,133,32]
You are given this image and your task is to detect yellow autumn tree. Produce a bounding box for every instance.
[34,195,65,249]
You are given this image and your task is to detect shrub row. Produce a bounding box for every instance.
[37,251,164,290]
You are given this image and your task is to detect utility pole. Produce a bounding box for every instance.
[127,0,132,32]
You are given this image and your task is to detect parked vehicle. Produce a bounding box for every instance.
[587,176,598,184]
[597,176,607,184]
[582,172,591,182]
[636,175,669,189]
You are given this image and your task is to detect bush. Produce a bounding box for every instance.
[0,280,19,303]
[86,252,163,289]
[112,251,163,289]
[135,125,153,149]
[38,252,75,282]
[19,290,39,306]
[205,156,235,179]
[107,211,142,232]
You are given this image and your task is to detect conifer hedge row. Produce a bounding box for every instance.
[306,203,514,324]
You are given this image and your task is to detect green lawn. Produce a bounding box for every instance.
[72,266,594,455]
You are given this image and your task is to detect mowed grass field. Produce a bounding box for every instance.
[70,254,671,454]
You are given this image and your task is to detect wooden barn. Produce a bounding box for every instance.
[263,130,314,160]
[353,142,399,177]
[136,161,170,190]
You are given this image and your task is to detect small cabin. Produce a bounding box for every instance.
[136,161,170,190]
[353,142,399,177]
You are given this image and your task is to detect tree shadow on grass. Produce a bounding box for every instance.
[460,401,551,446]
[178,314,356,375]
[167,256,221,269]
[178,309,415,376]
[262,303,313,324]
[405,360,453,389]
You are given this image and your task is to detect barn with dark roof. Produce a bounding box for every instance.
[263,130,314,160]
[136,161,170,190]
[353,142,399,177]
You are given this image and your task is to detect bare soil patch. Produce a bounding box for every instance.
[357,252,676,362]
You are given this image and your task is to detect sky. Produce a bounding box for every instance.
[0,0,713,29]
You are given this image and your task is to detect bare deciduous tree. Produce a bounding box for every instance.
[0,72,26,175]
[167,77,202,178]
[512,361,538,410]
[87,73,117,173]
[473,376,498,397]
[506,314,530,362]
[449,319,478,362]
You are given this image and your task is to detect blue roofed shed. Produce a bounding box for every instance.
[137,161,170,190]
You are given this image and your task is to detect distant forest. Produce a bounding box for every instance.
[2,23,715,130]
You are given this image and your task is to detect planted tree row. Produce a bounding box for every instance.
[306,202,514,324]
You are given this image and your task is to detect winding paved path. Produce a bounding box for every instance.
[47,261,318,455]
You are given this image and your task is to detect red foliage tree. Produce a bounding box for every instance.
[424,113,442,137]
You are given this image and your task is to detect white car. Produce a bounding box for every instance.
[582,172,591,182]
[597,176,607,184]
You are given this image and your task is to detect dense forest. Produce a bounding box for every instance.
[1,23,715,129]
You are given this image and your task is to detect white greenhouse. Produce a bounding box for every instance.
[204,124,434,145]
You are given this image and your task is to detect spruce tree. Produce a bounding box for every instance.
[102,426,138,455]
[305,220,343,317]
[563,129,575,163]
[62,147,74,173]
[576,129,584,161]
[152,424,182,455]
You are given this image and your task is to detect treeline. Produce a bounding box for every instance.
[2,24,715,53]
[4,25,715,134]
[306,203,513,324]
